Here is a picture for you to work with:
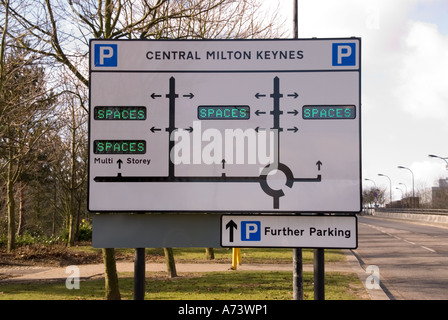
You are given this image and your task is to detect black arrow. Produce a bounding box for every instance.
[150,126,161,133]
[182,93,194,99]
[226,220,238,242]
[287,92,299,98]
[255,110,266,116]
[117,159,123,169]
[255,93,266,99]
[287,110,299,116]
[151,93,162,99]
[185,126,193,133]
[316,160,323,170]
[287,127,298,133]
[221,159,226,169]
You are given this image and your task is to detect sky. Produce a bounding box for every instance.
[270,0,448,202]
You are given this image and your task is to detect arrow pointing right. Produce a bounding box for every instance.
[226,220,238,242]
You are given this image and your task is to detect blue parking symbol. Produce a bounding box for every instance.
[332,43,356,66]
[94,44,118,67]
[241,221,261,241]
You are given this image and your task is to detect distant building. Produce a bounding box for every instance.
[432,178,448,209]
[386,197,419,208]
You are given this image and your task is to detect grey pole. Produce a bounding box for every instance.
[398,166,415,208]
[314,248,325,300]
[134,248,146,300]
[292,0,304,301]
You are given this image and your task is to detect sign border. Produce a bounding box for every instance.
[220,214,358,249]
[88,38,362,214]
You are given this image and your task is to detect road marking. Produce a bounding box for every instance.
[421,246,436,253]
[363,222,436,253]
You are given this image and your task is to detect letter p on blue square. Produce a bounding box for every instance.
[94,44,118,67]
[241,221,261,241]
[332,43,356,66]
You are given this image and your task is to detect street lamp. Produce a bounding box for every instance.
[428,154,448,170]
[398,182,408,196]
[378,173,392,205]
[395,187,404,198]
[397,166,415,208]
[364,178,377,188]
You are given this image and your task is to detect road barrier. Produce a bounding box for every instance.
[369,208,448,225]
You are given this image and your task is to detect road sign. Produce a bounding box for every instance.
[88,38,361,213]
[221,215,357,248]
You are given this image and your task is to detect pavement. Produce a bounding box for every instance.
[0,249,389,300]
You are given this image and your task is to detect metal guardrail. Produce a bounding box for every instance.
[374,208,448,215]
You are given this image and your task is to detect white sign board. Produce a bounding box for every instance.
[88,38,361,213]
[221,215,357,248]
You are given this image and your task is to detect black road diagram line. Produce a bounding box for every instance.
[165,76,178,179]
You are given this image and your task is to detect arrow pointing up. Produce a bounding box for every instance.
[226,220,238,242]
[316,160,323,170]
[117,159,123,169]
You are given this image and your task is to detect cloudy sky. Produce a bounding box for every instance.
[272,0,448,201]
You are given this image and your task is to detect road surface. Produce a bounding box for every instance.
[354,215,448,300]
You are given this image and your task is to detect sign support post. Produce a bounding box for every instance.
[292,0,304,301]
[313,248,325,300]
[134,248,145,300]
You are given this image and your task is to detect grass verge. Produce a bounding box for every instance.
[0,270,369,300]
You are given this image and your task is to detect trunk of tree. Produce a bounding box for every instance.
[7,166,15,252]
[6,131,17,252]
[102,248,121,300]
[205,248,215,260]
[17,181,26,236]
[67,109,77,246]
[164,248,177,278]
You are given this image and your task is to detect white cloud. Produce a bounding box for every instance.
[394,21,448,120]
[410,160,447,186]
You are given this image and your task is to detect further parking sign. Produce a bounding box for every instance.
[221,215,357,248]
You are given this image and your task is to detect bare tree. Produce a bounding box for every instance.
[3,0,286,298]
[0,46,57,251]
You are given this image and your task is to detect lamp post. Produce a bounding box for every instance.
[395,187,404,206]
[364,178,377,188]
[378,173,392,206]
[398,182,408,196]
[398,166,415,208]
[428,154,448,170]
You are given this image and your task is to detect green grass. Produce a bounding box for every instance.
[70,246,346,264]
[0,247,368,300]
[0,270,368,300]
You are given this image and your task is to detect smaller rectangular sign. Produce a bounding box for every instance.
[221,215,357,248]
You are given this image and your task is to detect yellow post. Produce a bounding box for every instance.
[231,248,242,270]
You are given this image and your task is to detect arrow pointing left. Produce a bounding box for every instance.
[226,220,238,242]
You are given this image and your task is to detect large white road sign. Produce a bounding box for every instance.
[88,38,361,213]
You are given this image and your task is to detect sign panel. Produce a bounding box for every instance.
[89,38,361,213]
[221,215,357,248]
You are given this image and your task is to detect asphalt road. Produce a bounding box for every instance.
[354,215,448,300]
